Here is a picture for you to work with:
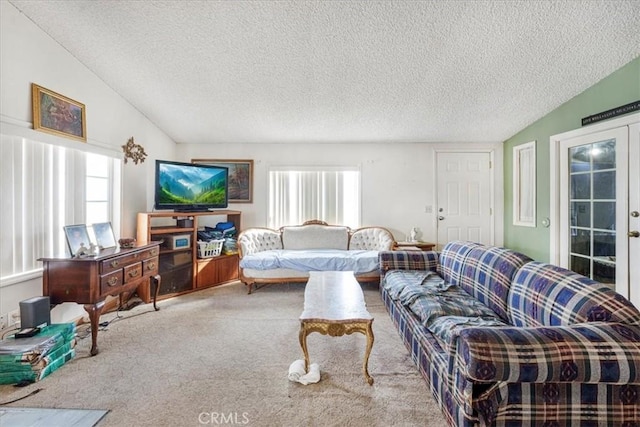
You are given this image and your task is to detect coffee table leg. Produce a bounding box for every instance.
[299,321,310,372]
[363,320,374,385]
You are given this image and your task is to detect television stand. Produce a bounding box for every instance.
[136,210,242,301]
[173,208,210,213]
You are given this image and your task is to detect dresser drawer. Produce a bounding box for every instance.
[101,254,136,274]
[123,262,143,284]
[144,246,160,259]
[143,257,159,276]
[100,247,158,275]
[100,270,124,294]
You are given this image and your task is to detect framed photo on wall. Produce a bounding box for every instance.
[32,83,87,142]
[192,159,254,203]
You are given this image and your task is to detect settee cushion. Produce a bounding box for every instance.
[350,227,395,251]
[508,262,640,327]
[281,224,349,250]
[238,228,283,256]
[239,249,379,274]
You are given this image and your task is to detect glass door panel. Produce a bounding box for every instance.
[567,138,619,286]
[555,115,638,304]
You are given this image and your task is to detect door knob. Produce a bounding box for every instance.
[438,216,445,221]
[632,211,639,218]
[629,231,640,238]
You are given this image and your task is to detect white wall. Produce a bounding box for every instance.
[0,0,504,324]
[0,1,177,321]
[176,141,504,244]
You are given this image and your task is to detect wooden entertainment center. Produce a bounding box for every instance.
[136,210,242,301]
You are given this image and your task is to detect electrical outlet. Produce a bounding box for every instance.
[8,309,20,328]
[0,313,7,330]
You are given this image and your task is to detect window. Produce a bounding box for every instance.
[268,166,360,228]
[513,141,536,227]
[0,134,121,284]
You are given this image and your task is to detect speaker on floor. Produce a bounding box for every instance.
[19,296,51,329]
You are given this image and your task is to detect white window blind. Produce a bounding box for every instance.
[268,166,360,228]
[0,134,121,284]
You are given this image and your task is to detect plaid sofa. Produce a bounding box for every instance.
[379,241,640,426]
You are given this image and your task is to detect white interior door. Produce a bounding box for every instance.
[436,152,493,248]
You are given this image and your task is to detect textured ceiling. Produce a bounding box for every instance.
[9,0,640,144]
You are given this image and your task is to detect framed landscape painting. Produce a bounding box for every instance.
[32,83,87,142]
[192,159,254,203]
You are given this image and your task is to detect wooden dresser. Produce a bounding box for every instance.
[39,242,161,356]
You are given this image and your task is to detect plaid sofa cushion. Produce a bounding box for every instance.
[382,270,445,301]
[456,322,640,383]
[458,245,532,321]
[508,262,640,327]
[428,315,507,354]
[471,382,640,426]
[409,287,498,329]
[438,241,482,286]
[379,250,439,274]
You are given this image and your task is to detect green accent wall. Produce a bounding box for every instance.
[503,57,640,261]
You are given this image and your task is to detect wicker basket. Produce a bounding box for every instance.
[197,239,224,258]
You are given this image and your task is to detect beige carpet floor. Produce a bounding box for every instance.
[0,281,446,426]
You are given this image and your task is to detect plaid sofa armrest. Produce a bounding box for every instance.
[456,323,640,384]
[378,250,439,275]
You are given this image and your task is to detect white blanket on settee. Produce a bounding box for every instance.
[239,249,379,274]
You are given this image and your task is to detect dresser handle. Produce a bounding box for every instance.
[107,277,119,286]
[151,249,158,256]
[128,269,140,278]
[147,262,156,270]
[110,260,119,268]
[134,253,139,258]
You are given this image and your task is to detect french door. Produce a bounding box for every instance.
[552,113,639,307]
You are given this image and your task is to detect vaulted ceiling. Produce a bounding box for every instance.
[9,0,640,144]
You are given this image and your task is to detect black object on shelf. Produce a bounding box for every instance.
[14,327,41,339]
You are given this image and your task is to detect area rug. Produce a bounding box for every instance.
[0,281,446,426]
[0,407,108,427]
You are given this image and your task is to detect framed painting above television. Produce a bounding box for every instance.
[192,159,253,203]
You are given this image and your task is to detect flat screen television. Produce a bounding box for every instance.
[154,160,229,211]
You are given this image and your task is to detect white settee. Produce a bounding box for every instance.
[237,221,395,293]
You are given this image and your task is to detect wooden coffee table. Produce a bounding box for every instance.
[299,271,374,385]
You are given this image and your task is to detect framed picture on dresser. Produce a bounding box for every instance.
[92,222,117,249]
[63,224,91,257]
